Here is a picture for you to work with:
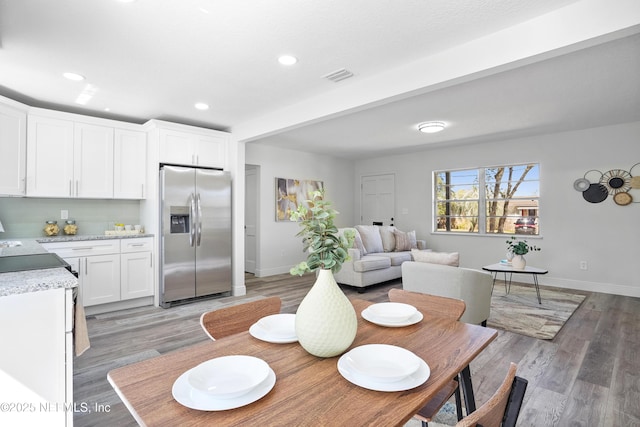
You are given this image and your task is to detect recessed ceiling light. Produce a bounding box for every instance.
[63,72,85,81]
[195,102,209,111]
[418,121,446,133]
[278,55,298,66]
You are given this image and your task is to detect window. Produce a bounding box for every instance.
[434,163,540,235]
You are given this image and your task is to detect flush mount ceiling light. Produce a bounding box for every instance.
[63,72,85,81]
[194,102,209,111]
[417,121,446,134]
[278,55,298,66]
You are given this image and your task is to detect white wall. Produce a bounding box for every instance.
[246,143,355,276]
[354,121,640,297]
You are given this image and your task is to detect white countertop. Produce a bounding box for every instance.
[37,233,154,243]
[0,234,153,297]
[0,268,78,297]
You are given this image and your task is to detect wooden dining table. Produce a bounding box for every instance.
[108,298,497,426]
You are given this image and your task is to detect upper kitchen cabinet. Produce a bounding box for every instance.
[26,114,76,197]
[152,120,228,169]
[27,115,113,198]
[114,129,147,199]
[0,98,28,196]
[74,123,115,198]
[26,109,147,199]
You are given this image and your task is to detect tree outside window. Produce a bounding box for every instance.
[435,164,539,235]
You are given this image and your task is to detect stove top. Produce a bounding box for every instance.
[0,253,72,274]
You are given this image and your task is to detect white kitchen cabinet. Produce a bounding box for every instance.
[0,287,73,427]
[74,123,114,198]
[27,116,114,198]
[0,99,27,196]
[43,238,154,308]
[26,115,75,197]
[159,127,227,168]
[27,110,147,199]
[114,128,147,199]
[82,254,121,306]
[120,237,154,300]
[42,239,121,307]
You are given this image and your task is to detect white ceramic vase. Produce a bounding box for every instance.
[512,254,526,269]
[295,269,357,357]
[506,250,514,262]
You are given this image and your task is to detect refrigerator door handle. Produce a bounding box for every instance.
[196,192,203,246]
[189,193,196,247]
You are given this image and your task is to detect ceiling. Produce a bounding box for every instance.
[1,0,639,159]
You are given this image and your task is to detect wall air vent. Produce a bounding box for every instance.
[322,68,354,83]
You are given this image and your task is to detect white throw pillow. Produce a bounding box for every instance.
[355,225,384,254]
[339,227,366,255]
[394,230,418,251]
[379,226,397,252]
[353,230,366,255]
[411,249,460,267]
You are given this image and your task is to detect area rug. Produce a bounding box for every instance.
[487,283,587,340]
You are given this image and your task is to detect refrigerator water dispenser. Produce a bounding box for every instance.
[169,206,190,234]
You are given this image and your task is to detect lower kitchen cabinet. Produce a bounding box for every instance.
[80,254,121,306]
[42,237,154,308]
[120,239,154,300]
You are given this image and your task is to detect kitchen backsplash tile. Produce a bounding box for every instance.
[0,197,141,238]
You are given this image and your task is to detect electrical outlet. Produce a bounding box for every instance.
[61,210,69,220]
[579,261,588,270]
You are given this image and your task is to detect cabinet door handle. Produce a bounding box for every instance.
[85,258,88,275]
[129,244,144,247]
[141,184,144,198]
[72,247,94,251]
[69,180,73,197]
[76,180,79,197]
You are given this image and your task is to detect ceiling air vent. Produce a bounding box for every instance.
[322,68,354,83]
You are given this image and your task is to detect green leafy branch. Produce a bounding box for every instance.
[290,190,355,275]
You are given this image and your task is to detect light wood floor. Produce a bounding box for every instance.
[73,273,640,427]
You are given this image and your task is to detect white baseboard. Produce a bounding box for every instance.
[254,265,294,277]
[530,276,640,298]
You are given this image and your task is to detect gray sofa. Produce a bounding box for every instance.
[333,225,427,290]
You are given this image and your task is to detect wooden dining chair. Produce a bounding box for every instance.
[455,362,528,427]
[199,296,282,340]
[388,288,466,426]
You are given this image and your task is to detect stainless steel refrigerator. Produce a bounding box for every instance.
[159,165,232,307]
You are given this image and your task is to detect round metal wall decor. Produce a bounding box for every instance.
[573,178,590,192]
[613,192,633,206]
[600,169,631,195]
[574,169,602,192]
[582,183,609,203]
[630,163,640,189]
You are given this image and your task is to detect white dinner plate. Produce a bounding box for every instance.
[173,367,276,411]
[249,313,298,343]
[188,355,270,399]
[337,348,430,392]
[361,307,423,327]
[342,344,421,383]
[366,302,417,323]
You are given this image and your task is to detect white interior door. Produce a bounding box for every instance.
[361,174,395,226]
[244,165,258,274]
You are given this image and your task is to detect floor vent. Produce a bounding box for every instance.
[322,68,354,82]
